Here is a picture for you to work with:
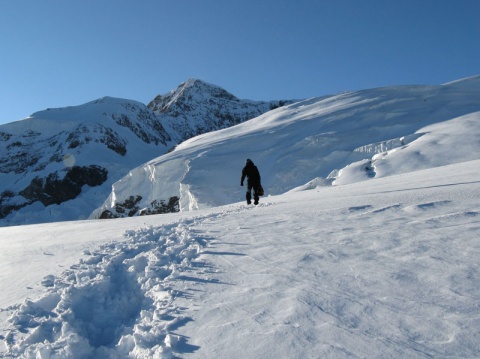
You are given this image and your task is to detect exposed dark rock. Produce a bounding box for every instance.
[0,150,41,174]
[66,124,127,156]
[99,210,116,219]
[99,196,180,219]
[6,141,22,149]
[111,104,171,146]
[99,195,143,219]
[114,195,143,216]
[100,128,127,156]
[139,197,180,216]
[0,190,31,219]
[19,165,108,206]
[363,161,376,178]
[1,132,67,174]
[0,131,12,141]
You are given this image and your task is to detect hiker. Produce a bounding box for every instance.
[240,159,262,205]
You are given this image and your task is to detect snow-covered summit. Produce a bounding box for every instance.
[147,78,293,143]
[148,78,237,114]
[93,76,480,219]
[3,96,163,136]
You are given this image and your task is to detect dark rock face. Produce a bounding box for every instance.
[99,195,143,218]
[0,190,30,219]
[115,195,143,217]
[99,196,180,219]
[111,103,170,146]
[19,165,108,206]
[0,131,43,174]
[66,124,128,156]
[139,197,180,216]
[1,165,108,220]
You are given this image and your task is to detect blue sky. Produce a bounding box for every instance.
[1,0,479,125]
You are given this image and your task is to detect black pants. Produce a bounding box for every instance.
[246,182,260,205]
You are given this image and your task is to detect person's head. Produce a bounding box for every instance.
[246,158,253,165]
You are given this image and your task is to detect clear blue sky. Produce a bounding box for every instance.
[1,0,479,125]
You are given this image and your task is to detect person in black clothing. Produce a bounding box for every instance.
[240,159,261,205]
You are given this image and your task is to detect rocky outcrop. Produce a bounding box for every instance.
[110,100,171,146]
[0,190,30,219]
[19,165,108,207]
[139,197,180,216]
[0,165,108,220]
[99,196,179,219]
[66,124,128,156]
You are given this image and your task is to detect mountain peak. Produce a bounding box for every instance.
[177,78,231,94]
[145,80,292,144]
[147,79,238,114]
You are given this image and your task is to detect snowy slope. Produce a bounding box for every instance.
[0,97,173,226]
[1,159,479,358]
[0,80,290,226]
[93,76,480,218]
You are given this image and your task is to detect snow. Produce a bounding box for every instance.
[1,76,480,358]
[1,166,480,357]
[0,79,288,226]
[0,96,174,226]
[93,75,480,218]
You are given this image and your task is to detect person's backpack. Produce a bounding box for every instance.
[257,185,264,196]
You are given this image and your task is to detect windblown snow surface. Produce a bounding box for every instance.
[1,161,480,358]
[1,77,480,358]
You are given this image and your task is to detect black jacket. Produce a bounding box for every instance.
[241,162,261,186]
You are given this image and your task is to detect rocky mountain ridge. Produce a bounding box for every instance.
[147,79,291,143]
[0,79,292,226]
